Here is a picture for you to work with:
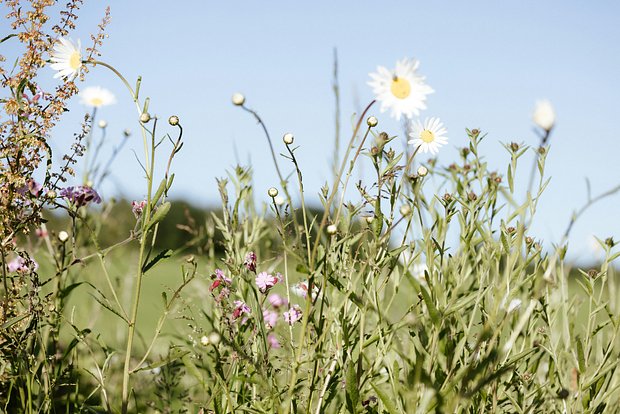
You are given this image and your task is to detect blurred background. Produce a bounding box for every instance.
[12,0,620,263]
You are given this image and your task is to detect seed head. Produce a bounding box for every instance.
[58,231,69,242]
[268,187,279,198]
[283,133,294,145]
[510,142,520,152]
[168,115,180,126]
[98,120,107,128]
[140,112,151,123]
[367,116,378,127]
[232,93,245,106]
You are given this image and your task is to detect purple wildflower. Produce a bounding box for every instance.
[284,304,303,325]
[244,251,257,273]
[255,271,281,294]
[60,185,101,208]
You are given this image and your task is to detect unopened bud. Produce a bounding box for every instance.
[417,166,428,177]
[232,93,245,106]
[140,112,151,123]
[283,133,294,145]
[98,120,107,128]
[400,204,412,216]
[268,187,279,198]
[58,231,69,242]
[326,224,337,235]
[367,116,378,127]
[168,115,179,126]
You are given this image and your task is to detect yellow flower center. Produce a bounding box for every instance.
[69,51,82,70]
[420,129,435,143]
[390,76,411,99]
[89,97,103,107]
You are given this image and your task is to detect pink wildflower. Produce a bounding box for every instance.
[7,256,38,273]
[232,300,251,320]
[131,200,147,219]
[210,269,232,291]
[267,293,287,309]
[244,251,257,273]
[283,304,303,325]
[35,228,48,238]
[291,280,319,300]
[263,309,278,329]
[255,271,281,294]
[267,333,281,349]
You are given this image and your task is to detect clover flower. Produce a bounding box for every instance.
[49,37,82,81]
[284,304,303,325]
[408,117,448,155]
[79,86,116,108]
[60,185,101,208]
[368,58,434,120]
[256,271,281,294]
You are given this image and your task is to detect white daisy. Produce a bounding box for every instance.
[49,37,82,81]
[532,99,555,131]
[79,86,116,108]
[368,58,434,121]
[408,117,448,154]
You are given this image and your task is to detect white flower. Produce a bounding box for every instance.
[368,58,434,121]
[532,100,555,131]
[408,117,448,155]
[79,86,116,108]
[49,37,82,81]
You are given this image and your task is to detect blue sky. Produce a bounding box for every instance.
[17,1,620,262]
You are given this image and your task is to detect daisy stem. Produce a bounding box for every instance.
[310,100,375,264]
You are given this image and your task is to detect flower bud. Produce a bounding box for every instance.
[140,112,151,123]
[232,93,245,106]
[274,195,285,206]
[268,187,279,198]
[400,204,412,216]
[58,231,69,242]
[365,216,374,224]
[532,100,555,131]
[283,132,294,145]
[367,116,378,127]
[46,190,57,199]
[208,332,220,345]
[326,224,337,235]
[98,120,107,128]
[417,166,428,177]
[168,115,179,126]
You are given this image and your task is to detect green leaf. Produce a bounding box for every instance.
[346,361,360,413]
[576,336,586,373]
[370,382,400,414]
[60,282,85,299]
[145,201,171,231]
[142,249,173,274]
[151,178,167,207]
